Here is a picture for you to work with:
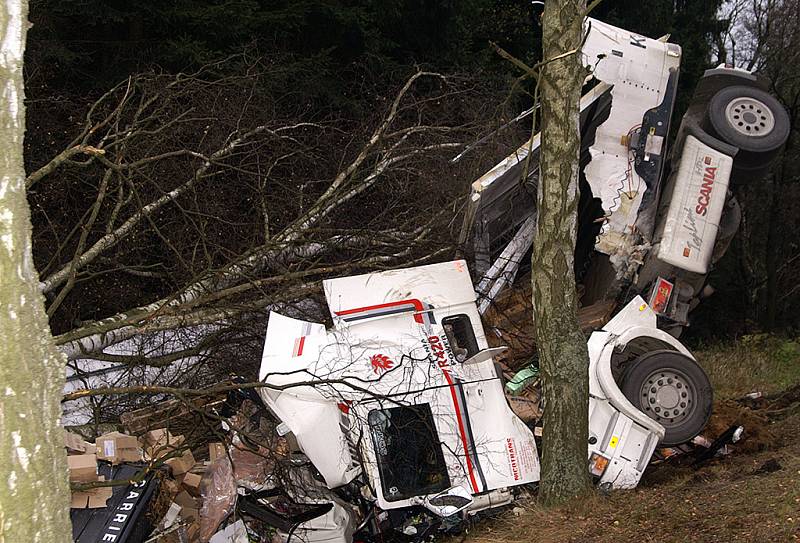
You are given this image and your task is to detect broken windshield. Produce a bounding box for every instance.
[368,404,450,502]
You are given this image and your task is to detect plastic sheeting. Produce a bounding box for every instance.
[198,441,275,542]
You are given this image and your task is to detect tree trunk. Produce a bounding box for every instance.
[764,125,793,330]
[0,1,73,540]
[764,171,781,330]
[533,0,591,505]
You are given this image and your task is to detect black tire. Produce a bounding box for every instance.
[705,85,790,170]
[621,350,713,446]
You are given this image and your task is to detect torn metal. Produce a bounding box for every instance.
[255,260,699,541]
[463,18,789,331]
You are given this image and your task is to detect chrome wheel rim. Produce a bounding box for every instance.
[725,96,775,136]
[639,368,696,428]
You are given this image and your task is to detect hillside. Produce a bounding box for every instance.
[467,337,800,543]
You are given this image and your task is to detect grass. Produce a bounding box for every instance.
[693,334,800,399]
[468,445,800,542]
[463,335,800,543]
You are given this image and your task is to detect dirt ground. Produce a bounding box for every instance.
[465,339,800,543]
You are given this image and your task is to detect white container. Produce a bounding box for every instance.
[658,135,734,273]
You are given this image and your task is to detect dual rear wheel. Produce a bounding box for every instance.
[705,85,790,175]
[621,350,713,446]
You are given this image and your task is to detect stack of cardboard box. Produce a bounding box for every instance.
[66,446,113,509]
[165,445,227,541]
[138,427,197,477]
[65,429,144,509]
[65,425,228,532]
[96,431,142,464]
[141,428,184,460]
[137,427,210,530]
[166,448,196,476]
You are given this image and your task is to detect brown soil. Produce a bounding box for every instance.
[703,399,774,453]
[465,386,800,543]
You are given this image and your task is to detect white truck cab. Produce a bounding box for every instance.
[257,260,707,541]
[260,261,539,510]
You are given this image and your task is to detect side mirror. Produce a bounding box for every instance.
[421,486,473,517]
[461,347,507,366]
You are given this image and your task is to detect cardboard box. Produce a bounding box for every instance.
[181,507,200,523]
[181,471,202,496]
[187,523,200,542]
[174,490,200,522]
[79,440,96,455]
[173,490,198,509]
[141,428,185,460]
[165,449,195,476]
[161,477,181,498]
[68,453,98,482]
[142,428,184,448]
[209,442,225,462]
[71,476,113,509]
[64,431,93,455]
[96,431,141,464]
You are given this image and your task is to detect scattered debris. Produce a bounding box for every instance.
[737,384,800,420]
[60,12,795,543]
[208,520,249,543]
[704,400,774,454]
[752,458,782,475]
[120,395,226,436]
[692,425,743,466]
[505,365,539,395]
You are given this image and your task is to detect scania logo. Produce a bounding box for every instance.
[695,156,717,217]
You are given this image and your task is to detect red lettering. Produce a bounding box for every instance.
[507,438,520,481]
[428,336,448,367]
[695,165,716,217]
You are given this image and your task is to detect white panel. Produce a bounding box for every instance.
[580,18,682,253]
[323,260,476,326]
[620,423,650,465]
[658,135,733,273]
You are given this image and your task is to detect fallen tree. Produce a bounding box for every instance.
[27,63,514,367]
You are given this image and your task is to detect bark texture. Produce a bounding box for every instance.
[533,0,592,505]
[0,0,73,540]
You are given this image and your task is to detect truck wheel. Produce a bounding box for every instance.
[621,350,713,446]
[705,85,790,170]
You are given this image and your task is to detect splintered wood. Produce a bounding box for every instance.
[483,274,617,372]
[120,394,225,437]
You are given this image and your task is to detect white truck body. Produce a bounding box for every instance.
[258,261,689,521]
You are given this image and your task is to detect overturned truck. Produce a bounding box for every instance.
[253,17,789,543]
[259,262,701,542]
